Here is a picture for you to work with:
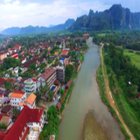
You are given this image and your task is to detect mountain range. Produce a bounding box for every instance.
[1,4,140,35]
[1,19,75,35]
[70,4,140,31]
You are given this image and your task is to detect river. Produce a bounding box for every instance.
[58,38,124,140]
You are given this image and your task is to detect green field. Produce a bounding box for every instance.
[124,50,140,69]
[97,33,106,37]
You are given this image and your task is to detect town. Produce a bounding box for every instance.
[0,33,89,140]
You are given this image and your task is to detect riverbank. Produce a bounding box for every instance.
[97,46,135,140]
[96,66,130,140]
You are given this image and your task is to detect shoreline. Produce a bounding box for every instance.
[96,46,132,139]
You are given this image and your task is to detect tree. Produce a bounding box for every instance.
[127,84,138,98]
[65,64,75,82]
[40,85,49,95]
[39,106,60,140]
[3,57,20,70]
[4,81,13,91]
[48,91,54,101]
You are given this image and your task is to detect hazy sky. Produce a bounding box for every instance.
[0,0,139,29]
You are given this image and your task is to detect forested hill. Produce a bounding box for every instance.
[70,4,140,31]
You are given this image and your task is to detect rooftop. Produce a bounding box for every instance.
[40,68,56,80]
[61,49,69,56]
[25,93,36,105]
[0,106,44,140]
[9,91,25,98]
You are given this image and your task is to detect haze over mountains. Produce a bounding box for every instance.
[1,4,140,35]
[1,19,75,35]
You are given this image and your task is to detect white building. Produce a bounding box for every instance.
[27,108,44,140]
[24,78,37,94]
[9,91,26,107]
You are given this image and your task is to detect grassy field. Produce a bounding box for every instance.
[97,33,106,37]
[124,49,140,69]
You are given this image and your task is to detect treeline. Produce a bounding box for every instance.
[92,31,140,51]
[104,43,140,139]
[104,44,140,96]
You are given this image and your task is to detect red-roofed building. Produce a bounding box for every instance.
[0,106,44,140]
[40,68,56,88]
[13,44,21,52]
[11,53,19,59]
[0,51,7,61]
[0,78,5,86]
[8,44,21,55]
[61,49,69,57]
[9,91,26,107]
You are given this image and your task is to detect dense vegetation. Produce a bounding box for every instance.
[103,44,140,139]
[124,50,140,69]
[93,31,140,51]
[40,106,60,140]
[2,57,20,70]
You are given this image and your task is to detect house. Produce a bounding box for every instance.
[9,91,26,107]
[0,95,10,107]
[56,66,65,83]
[0,106,44,140]
[61,49,69,58]
[40,68,56,88]
[19,93,36,109]
[0,51,7,61]
[8,44,21,55]
[60,57,70,66]
[11,53,18,59]
[21,57,27,64]
[0,78,5,86]
[13,44,21,52]
[24,78,37,94]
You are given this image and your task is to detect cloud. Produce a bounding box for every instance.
[0,0,110,29]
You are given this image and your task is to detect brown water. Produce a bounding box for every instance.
[58,38,124,140]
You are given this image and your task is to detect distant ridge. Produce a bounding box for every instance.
[1,18,75,35]
[1,4,140,35]
[70,4,140,31]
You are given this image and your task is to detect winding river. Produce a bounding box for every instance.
[58,38,124,140]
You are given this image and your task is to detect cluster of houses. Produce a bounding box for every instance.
[0,37,71,140]
[0,89,44,140]
[0,67,66,140]
[0,34,89,140]
[0,44,21,61]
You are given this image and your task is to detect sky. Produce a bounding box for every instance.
[0,0,139,30]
